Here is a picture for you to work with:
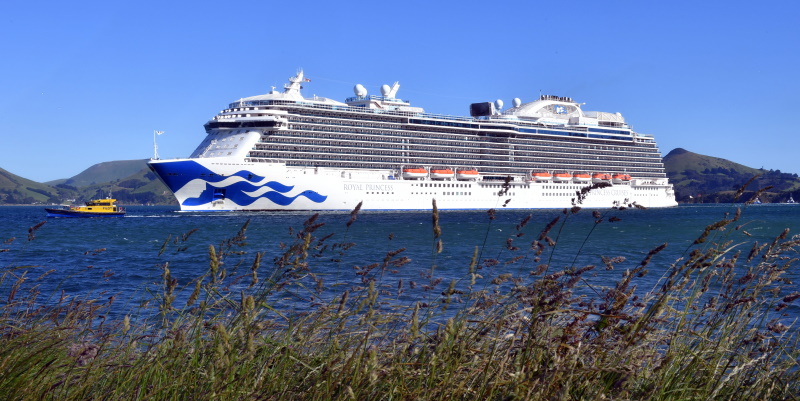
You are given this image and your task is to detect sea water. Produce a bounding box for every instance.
[1,204,799,320]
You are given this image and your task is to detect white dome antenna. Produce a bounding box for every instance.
[381,81,400,98]
[354,84,367,97]
[495,99,504,110]
[512,98,522,108]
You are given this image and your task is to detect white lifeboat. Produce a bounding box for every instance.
[456,169,479,180]
[612,173,632,184]
[573,172,591,183]
[553,172,573,183]
[531,171,552,182]
[402,167,428,179]
[430,168,455,180]
[592,173,612,183]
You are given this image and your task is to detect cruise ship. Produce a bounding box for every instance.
[148,71,677,211]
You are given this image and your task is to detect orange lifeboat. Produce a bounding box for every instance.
[402,167,428,179]
[430,168,455,180]
[573,172,591,183]
[532,171,552,182]
[592,173,612,183]
[456,169,479,180]
[612,173,632,184]
[553,172,573,183]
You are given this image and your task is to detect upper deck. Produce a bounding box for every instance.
[209,71,655,144]
[191,71,666,179]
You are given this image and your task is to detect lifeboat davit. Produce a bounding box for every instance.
[612,173,632,184]
[456,169,479,180]
[430,168,455,180]
[532,171,552,182]
[553,172,573,183]
[573,173,591,183]
[402,167,428,179]
[592,173,612,183]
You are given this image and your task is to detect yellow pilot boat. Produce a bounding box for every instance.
[45,198,126,218]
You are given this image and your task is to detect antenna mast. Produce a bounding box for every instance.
[153,130,164,159]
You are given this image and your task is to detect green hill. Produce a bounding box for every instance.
[79,166,176,205]
[0,161,175,206]
[663,148,762,177]
[61,159,151,188]
[663,148,800,203]
[0,168,66,204]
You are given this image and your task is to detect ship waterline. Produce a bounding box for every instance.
[148,71,677,211]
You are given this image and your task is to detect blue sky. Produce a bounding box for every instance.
[2,0,798,182]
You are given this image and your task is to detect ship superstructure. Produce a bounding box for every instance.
[148,71,677,211]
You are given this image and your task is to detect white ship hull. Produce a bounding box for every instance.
[149,158,677,211]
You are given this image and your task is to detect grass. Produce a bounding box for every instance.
[0,184,799,400]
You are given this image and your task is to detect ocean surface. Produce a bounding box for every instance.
[2,204,800,321]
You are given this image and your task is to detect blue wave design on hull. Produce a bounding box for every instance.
[262,181,294,193]
[149,160,268,189]
[183,182,327,207]
[262,189,328,206]
[149,160,327,207]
